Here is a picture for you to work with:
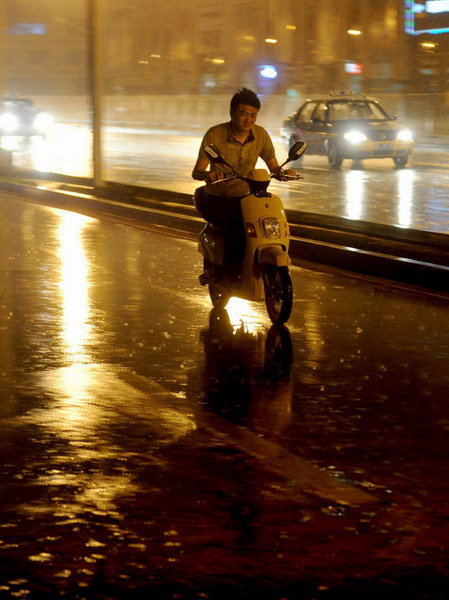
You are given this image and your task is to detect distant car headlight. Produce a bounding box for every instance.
[397,129,413,142]
[0,113,19,133]
[34,112,53,130]
[262,217,282,239]
[344,130,368,144]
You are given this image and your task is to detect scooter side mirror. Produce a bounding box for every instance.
[204,145,226,163]
[204,144,235,174]
[277,141,308,170]
[288,141,307,162]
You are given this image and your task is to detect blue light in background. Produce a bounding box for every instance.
[405,1,449,34]
[7,23,47,35]
[260,65,278,79]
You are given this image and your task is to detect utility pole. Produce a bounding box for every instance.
[0,0,5,100]
[0,0,12,169]
[87,0,104,189]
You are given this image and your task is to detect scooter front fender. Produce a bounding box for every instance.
[258,245,290,268]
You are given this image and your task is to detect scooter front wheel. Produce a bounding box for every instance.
[263,266,293,324]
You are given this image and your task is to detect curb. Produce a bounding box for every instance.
[1,173,448,296]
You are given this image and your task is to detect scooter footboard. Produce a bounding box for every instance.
[258,245,290,267]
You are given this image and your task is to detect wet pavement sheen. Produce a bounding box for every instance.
[6,128,449,234]
[0,195,448,598]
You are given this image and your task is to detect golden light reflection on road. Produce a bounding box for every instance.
[345,169,367,221]
[57,211,95,362]
[35,366,196,512]
[397,169,415,227]
[45,213,198,514]
[300,300,324,385]
[49,125,92,176]
[224,297,265,333]
[4,125,92,176]
[1,135,44,151]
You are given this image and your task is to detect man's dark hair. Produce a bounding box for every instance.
[230,87,261,112]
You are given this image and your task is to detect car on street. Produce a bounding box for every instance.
[281,91,413,168]
[0,97,53,139]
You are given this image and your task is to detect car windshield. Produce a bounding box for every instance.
[2,99,36,111]
[328,101,388,121]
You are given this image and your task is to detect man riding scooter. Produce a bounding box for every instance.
[192,87,297,278]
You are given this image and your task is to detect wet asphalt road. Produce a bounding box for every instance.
[101,130,449,234]
[0,194,449,598]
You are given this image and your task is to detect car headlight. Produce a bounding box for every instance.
[397,129,413,142]
[34,112,53,130]
[0,113,19,133]
[344,130,367,144]
[261,217,282,239]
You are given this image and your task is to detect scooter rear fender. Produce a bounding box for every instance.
[198,224,225,265]
[258,244,290,267]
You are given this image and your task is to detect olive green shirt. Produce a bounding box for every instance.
[198,121,276,196]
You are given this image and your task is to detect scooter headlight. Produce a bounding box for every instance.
[261,217,282,239]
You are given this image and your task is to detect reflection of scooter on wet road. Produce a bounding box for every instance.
[198,142,307,325]
[200,307,293,437]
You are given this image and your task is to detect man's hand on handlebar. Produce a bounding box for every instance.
[208,170,227,182]
[192,167,230,182]
[273,167,302,181]
[208,170,237,184]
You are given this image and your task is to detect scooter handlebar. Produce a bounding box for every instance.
[206,174,237,184]
[206,173,302,184]
[271,173,303,181]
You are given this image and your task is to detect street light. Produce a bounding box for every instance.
[346,29,363,92]
[420,41,437,49]
[0,0,4,100]
[87,0,104,188]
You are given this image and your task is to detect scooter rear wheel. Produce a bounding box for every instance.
[263,266,293,324]
[204,258,230,307]
[209,282,230,308]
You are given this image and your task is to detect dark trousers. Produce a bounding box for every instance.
[195,188,245,274]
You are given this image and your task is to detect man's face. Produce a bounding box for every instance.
[230,103,259,133]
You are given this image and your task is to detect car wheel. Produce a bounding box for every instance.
[393,155,408,168]
[327,142,343,169]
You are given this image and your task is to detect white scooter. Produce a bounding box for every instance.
[197,141,307,325]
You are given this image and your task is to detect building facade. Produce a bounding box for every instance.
[2,0,448,97]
